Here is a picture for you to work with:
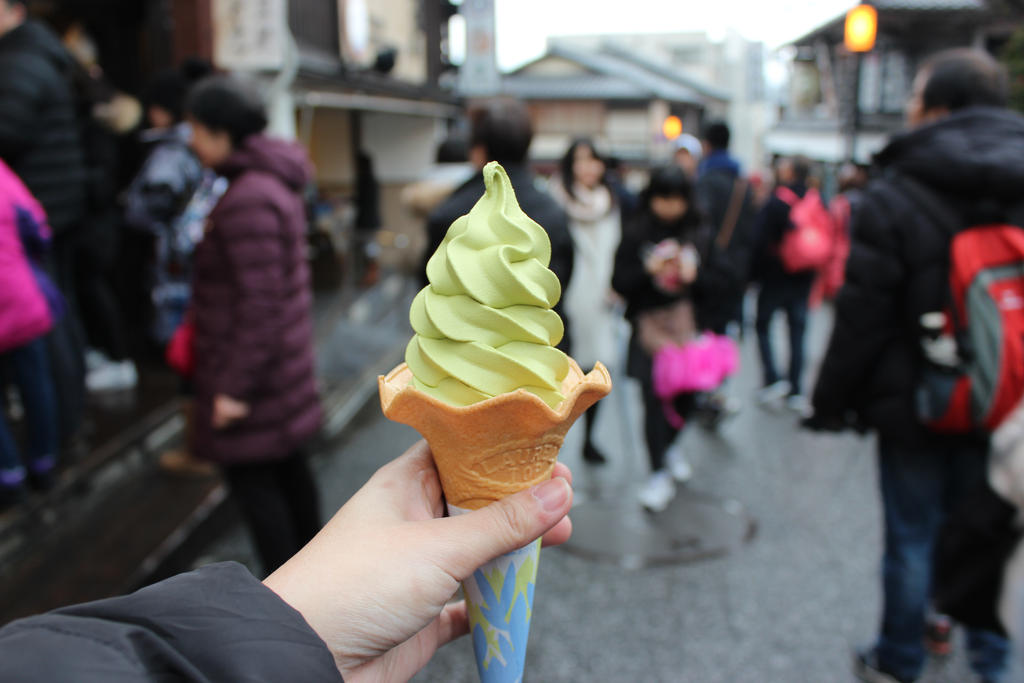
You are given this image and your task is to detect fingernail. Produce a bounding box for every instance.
[532,477,569,512]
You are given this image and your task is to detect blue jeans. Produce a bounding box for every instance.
[875,438,1009,681]
[755,280,809,394]
[0,339,59,486]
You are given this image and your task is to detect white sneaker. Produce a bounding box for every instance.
[666,444,693,483]
[757,380,790,405]
[86,360,138,392]
[85,348,110,373]
[698,393,741,430]
[6,386,23,421]
[786,394,811,417]
[638,470,676,512]
[720,395,742,416]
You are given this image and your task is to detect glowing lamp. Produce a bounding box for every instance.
[845,4,877,53]
[662,115,683,140]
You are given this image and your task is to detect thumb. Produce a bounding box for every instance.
[434,477,572,580]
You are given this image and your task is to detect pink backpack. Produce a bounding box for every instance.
[0,162,52,353]
[652,333,739,427]
[777,187,834,273]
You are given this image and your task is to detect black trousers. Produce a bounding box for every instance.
[47,235,87,443]
[222,452,321,575]
[73,216,130,361]
[630,337,679,473]
[629,334,699,473]
[755,278,811,393]
[641,370,679,472]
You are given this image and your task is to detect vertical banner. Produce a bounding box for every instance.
[459,0,500,97]
[213,0,287,71]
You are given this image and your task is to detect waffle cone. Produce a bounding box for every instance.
[379,358,611,509]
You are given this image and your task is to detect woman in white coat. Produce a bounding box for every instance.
[551,138,622,464]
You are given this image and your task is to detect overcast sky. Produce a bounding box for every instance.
[486,0,857,70]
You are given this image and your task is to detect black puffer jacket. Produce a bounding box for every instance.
[812,107,1024,447]
[0,21,86,234]
[612,210,707,321]
[0,563,342,682]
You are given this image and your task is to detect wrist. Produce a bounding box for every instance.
[263,550,343,667]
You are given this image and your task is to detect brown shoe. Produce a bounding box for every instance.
[158,449,216,478]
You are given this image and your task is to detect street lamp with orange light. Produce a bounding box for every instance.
[843,3,877,161]
[662,115,683,141]
[845,3,877,53]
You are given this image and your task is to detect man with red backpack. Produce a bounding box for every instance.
[807,48,1019,682]
[751,155,827,412]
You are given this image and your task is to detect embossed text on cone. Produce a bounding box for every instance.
[379,358,611,509]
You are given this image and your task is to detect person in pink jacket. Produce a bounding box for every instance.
[0,159,61,508]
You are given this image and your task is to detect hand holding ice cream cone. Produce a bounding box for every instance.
[264,441,575,683]
[379,161,611,681]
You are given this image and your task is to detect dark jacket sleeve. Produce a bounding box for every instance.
[611,228,648,305]
[811,185,906,422]
[725,189,757,286]
[694,172,756,294]
[694,208,753,312]
[761,194,792,246]
[696,173,727,239]
[0,562,342,682]
[214,195,287,401]
[544,205,574,299]
[693,242,737,312]
[750,194,789,283]
[0,51,48,162]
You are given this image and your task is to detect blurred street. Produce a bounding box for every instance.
[1,1,1023,680]
[200,297,1024,682]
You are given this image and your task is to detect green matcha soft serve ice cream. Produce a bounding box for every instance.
[405,161,570,408]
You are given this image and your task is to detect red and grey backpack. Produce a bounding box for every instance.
[901,176,1024,433]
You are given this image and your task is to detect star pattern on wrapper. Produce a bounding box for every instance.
[465,540,540,682]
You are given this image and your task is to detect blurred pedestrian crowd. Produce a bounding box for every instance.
[0,1,324,575]
[2,0,1024,679]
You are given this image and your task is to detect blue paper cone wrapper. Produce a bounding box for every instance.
[450,504,541,683]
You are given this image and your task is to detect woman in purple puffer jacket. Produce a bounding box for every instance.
[0,159,61,508]
[184,76,322,574]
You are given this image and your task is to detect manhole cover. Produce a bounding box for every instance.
[560,488,756,568]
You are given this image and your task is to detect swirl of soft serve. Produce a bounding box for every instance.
[405,161,570,407]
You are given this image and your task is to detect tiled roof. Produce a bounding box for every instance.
[600,44,732,102]
[788,0,990,45]
[503,44,728,105]
[501,75,657,101]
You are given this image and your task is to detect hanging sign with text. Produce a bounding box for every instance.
[213,0,287,70]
